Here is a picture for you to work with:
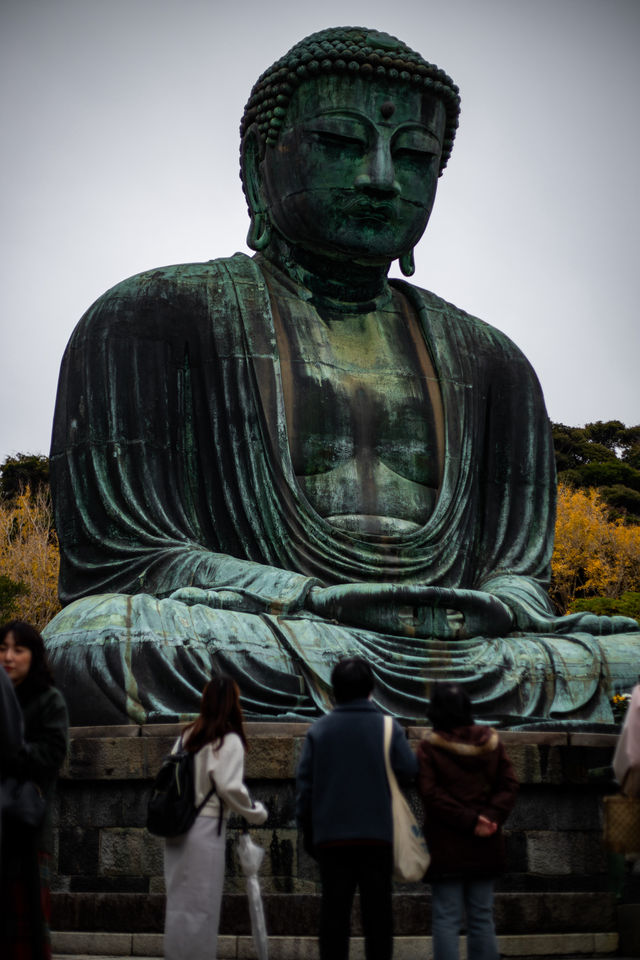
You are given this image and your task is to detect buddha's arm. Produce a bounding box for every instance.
[457,320,636,637]
[50,266,320,612]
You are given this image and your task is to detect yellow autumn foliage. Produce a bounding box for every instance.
[0,487,61,629]
[550,482,640,614]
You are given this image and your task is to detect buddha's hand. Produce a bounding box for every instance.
[304,583,514,640]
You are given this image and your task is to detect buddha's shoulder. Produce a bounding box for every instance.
[403,280,530,364]
[67,253,257,341]
[92,252,255,305]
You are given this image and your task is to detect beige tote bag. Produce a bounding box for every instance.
[383,715,430,882]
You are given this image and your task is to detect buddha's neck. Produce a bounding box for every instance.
[262,235,390,308]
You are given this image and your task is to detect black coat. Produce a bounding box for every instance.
[5,684,69,853]
[296,699,418,847]
[0,684,68,959]
[417,725,518,879]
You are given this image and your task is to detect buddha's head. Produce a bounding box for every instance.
[240,27,460,275]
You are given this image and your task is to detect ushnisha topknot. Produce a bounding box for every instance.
[240,26,461,177]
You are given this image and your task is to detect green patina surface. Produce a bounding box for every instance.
[43,27,639,725]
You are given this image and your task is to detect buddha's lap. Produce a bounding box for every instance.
[42,592,640,725]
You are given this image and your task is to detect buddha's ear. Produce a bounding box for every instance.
[399,249,416,277]
[241,126,271,252]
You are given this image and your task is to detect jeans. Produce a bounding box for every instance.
[317,844,393,960]
[431,878,498,960]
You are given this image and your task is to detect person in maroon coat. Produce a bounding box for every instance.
[417,682,518,960]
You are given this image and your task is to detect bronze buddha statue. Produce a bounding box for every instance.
[44,27,639,725]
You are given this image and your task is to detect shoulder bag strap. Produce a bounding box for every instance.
[383,715,401,801]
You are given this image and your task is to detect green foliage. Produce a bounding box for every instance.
[601,485,640,518]
[572,461,640,493]
[553,420,640,522]
[0,573,27,621]
[571,591,640,620]
[0,453,50,501]
[583,420,627,451]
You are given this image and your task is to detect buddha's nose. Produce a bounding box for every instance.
[355,141,400,196]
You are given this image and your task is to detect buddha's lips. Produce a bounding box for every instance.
[343,198,396,222]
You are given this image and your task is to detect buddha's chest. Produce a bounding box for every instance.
[269,287,444,529]
[283,341,439,484]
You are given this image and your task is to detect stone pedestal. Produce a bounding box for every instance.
[50,724,635,941]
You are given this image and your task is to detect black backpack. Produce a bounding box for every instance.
[146,737,217,838]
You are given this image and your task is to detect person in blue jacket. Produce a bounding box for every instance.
[296,656,418,960]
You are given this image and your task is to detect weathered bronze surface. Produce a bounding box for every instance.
[43,27,639,725]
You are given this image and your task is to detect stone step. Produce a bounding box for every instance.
[51,891,618,937]
[52,931,620,959]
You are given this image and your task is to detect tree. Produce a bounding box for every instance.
[0,574,27,622]
[552,421,640,522]
[0,486,60,629]
[550,483,640,614]
[0,453,50,502]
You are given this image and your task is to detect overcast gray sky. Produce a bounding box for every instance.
[1,0,638,464]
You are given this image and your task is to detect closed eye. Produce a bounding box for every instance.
[392,127,441,160]
[309,130,366,148]
[393,146,436,158]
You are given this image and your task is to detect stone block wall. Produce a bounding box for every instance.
[51,725,619,897]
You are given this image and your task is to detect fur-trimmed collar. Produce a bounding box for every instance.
[426,729,499,756]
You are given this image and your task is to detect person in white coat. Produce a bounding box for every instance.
[163,676,267,960]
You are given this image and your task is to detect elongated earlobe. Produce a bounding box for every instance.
[247,212,271,251]
[241,126,271,252]
[399,249,416,277]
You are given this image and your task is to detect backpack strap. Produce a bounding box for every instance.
[194,781,224,835]
[184,733,218,822]
[187,735,225,835]
[194,782,217,817]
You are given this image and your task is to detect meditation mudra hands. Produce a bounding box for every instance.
[168,581,514,640]
[304,583,515,640]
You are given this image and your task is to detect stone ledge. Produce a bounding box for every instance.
[61,727,619,784]
[61,734,302,780]
[52,931,620,959]
[68,724,621,747]
[51,891,617,936]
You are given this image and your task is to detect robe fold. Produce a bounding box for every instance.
[43,253,640,725]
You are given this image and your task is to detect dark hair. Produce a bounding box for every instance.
[183,675,248,753]
[0,620,55,700]
[426,682,473,732]
[240,26,460,177]
[331,657,375,704]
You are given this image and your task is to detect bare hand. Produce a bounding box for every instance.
[474,814,498,837]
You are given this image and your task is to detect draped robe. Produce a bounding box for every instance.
[43,254,640,724]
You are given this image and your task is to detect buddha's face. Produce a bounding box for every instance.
[258,74,446,265]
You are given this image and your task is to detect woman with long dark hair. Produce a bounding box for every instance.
[163,675,267,960]
[0,620,69,960]
[417,682,518,960]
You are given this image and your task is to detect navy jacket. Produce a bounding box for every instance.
[296,699,418,846]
